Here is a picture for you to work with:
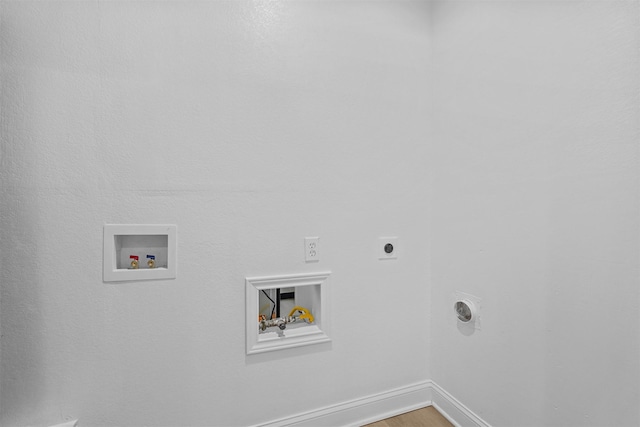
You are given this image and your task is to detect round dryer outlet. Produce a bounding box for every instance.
[378,237,399,260]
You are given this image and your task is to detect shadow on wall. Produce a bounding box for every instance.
[1,10,54,426]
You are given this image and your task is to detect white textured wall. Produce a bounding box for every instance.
[430,1,640,426]
[0,2,431,426]
[3,1,639,426]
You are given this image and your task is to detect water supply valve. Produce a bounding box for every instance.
[146,255,156,268]
[258,306,315,332]
[129,255,139,269]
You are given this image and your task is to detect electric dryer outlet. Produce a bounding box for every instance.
[378,236,399,260]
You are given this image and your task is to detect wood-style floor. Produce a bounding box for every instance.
[363,406,454,427]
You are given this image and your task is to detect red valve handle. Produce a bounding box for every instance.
[129,255,139,260]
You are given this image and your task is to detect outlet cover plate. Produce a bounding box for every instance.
[305,237,320,262]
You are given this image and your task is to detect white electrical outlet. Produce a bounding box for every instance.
[305,237,320,262]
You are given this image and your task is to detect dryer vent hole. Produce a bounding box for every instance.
[454,300,474,323]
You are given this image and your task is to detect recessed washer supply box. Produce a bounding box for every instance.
[245,271,331,355]
[103,224,176,282]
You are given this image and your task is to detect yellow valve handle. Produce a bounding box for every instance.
[289,306,314,323]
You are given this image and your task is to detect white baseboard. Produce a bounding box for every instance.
[47,382,490,427]
[253,380,432,427]
[253,380,491,427]
[430,381,492,427]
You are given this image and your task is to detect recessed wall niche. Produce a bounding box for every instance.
[103,224,177,282]
[245,272,331,355]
